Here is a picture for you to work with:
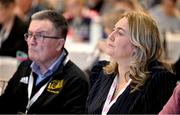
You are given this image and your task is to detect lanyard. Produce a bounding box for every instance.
[102,76,131,115]
[25,56,69,113]
[25,72,48,113]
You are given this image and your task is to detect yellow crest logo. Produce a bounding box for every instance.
[47,80,64,94]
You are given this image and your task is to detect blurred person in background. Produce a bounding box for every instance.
[149,0,180,33]
[47,0,65,14]
[0,10,88,114]
[14,0,46,23]
[63,0,93,42]
[14,0,33,22]
[159,83,180,114]
[0,0,28,57]
[86,11,177,114]
[87,0,144,16]
[92,0,117,15]
[113,0,144,12]
[177,0,180,12]
[29,0,48,17]
[87,0,104,14]
[139,0,161,10]
[149,0,180,72]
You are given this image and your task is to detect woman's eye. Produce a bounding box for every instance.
[118,31,124,36]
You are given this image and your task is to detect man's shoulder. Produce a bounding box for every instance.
[19,60,32,66]
[64,60,88,81]
[64,60,83,72]
[17,60,32,72]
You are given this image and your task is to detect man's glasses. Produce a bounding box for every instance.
[24,32,62,42]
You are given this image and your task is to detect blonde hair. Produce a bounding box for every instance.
[103,11,173,92]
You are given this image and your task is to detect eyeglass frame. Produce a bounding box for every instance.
[24,32,63,42]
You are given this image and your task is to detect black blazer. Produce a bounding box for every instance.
[86,61,177,114]
[0,16,28,57]
[174,57,180,80]
[0,58,88,114]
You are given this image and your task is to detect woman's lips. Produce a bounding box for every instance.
[108,43,114,48]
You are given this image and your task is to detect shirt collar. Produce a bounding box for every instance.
[31,49,66,76]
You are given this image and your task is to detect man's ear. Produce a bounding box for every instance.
[56,39,65,51]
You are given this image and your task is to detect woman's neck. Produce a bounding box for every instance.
[111,74,130,101]
[117,59,130,79]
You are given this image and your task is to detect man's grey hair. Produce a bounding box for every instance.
[31,10,68,39]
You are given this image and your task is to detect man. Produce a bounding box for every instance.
[0,10,88,114]
[149,0,180,33]
[0,0,28,57]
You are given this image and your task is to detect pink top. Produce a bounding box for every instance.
[159,84,180,114]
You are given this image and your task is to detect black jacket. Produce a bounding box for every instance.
[86,60,177,114]
[0,58,88,114]
[0,16,28,57]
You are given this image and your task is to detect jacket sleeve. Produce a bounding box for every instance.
[0,60,31,113]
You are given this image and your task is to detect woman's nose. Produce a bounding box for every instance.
[108,31,115,41]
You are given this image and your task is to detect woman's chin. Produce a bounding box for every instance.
[106,50,113,56]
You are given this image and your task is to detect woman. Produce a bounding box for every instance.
[86,11,177,114]
[0,0,28,57]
